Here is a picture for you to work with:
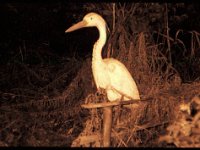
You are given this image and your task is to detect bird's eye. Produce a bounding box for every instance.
[90,17,93,20]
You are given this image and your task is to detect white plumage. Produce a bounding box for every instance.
[65,12,140,102]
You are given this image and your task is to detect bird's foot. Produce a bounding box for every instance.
[95,88,107,103]
[96,88,106,96]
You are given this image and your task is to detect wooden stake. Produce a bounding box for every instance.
[103,106,113,147]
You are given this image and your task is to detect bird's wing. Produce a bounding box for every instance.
[104,58,140,100]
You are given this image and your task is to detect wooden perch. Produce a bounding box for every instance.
[81,98,151,109]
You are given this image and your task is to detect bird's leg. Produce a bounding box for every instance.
[116,95,124,126]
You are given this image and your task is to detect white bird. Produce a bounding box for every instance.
[65,12,140,104]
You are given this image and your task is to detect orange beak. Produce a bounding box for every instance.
[65,20,87,33]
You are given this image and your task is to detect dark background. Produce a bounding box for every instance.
[0,2,200,80]
[0,2,99,63]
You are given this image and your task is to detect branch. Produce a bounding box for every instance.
[81,98,152,109]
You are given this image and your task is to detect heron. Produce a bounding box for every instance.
[65,12,140,102]
[65,12,140,147]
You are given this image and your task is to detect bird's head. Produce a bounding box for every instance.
[65,12,106,33]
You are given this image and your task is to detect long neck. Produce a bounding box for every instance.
[92,23,107,62]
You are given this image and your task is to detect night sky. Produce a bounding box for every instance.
[0,2,99,63]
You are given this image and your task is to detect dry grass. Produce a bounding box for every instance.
[159,94,200,147]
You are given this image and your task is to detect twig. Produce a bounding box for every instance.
[165,3,172,63]
[112,3,115,35]
[112,128,127,147]
[82,98,151,109]
[134,120,169,132]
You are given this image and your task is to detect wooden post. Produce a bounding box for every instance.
[81,98,150,147]
[103,106,113,147]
